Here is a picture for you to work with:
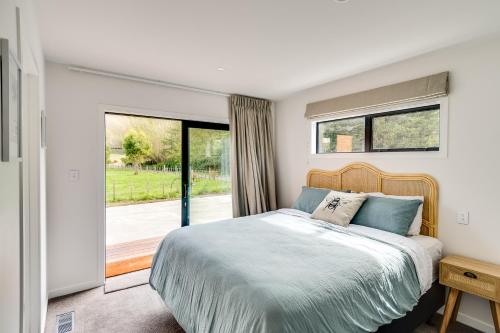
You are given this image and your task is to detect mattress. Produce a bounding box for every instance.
[410,235,443,281]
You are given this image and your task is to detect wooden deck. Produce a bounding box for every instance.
[105,236,164,277]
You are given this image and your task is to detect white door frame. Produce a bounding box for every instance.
[22,73,45,333]
[96,104,228,284]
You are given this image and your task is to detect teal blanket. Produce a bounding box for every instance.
[150,210,422,333]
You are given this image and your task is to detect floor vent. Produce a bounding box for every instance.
[56,311,74,333]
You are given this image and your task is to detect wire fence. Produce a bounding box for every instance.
[106,165,231,204]
[107,164,181,172]
[106,164,230,180]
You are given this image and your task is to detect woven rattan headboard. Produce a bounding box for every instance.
[307,163,439,237]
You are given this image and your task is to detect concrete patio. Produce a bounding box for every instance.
[105,194,232,276]
[106,194,233,245]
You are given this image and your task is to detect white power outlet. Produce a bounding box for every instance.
[456,211,469,225]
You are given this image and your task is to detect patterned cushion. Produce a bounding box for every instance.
[311,191,368,227]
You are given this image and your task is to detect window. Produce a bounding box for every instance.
[315,104,440,153]
[317,117,365,153]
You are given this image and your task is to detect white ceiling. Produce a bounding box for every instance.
[38,0,500,100]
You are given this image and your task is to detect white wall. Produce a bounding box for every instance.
[0,0,46,332]
[0,163,21,333]
[45,62,229,297]
[275,34,500,332]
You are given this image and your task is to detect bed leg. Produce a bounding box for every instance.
[425,314,436,326]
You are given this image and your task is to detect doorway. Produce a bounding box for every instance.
[104,113,231,278]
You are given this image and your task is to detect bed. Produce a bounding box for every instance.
[150,163,444,333]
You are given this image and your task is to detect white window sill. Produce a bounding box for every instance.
[309,150,447,159]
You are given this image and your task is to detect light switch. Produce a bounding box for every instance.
[456,211,469,225]
[68,169,80,182]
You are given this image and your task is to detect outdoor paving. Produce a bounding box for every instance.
[106,194,233,245]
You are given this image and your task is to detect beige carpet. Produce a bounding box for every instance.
[45,280,480,333]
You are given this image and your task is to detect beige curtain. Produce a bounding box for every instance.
[230,95,277,217]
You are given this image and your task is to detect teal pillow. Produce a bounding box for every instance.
[292,187,331,214]
[351,196,422,236]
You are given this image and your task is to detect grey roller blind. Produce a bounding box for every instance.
[305,72,449,119]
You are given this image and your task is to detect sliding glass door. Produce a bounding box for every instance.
[105,114,231,277]
[181,121,232,226]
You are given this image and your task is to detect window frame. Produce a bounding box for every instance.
[315,104,440,154]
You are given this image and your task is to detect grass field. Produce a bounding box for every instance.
[106,168,230,205]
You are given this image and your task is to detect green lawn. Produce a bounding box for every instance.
[106,168,230,204]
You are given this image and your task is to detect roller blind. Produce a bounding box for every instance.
[305,72,449,119]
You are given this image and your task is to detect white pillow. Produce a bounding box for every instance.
[368,192,424,236]
[311,191,368,227]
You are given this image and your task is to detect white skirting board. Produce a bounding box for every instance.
[48,280,101,299]
[437,306,495,333]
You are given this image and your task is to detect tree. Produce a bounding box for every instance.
[133,117,180,164]
[122,130,152,174]
[372,110,439,149]
[320,117,365,152]
[188,129,229,171]
[160,122,182,168]
[319,109,439,152]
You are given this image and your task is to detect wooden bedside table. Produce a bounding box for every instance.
[439,255,500,333]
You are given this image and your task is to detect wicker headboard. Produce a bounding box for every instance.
[307,163,439,237]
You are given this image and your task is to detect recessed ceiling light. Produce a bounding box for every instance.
[333,0,349,3]
[217,67,225,71]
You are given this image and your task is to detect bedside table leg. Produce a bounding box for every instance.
[490,301,500,333]
[439,288,461,333]
[451,291,462,323]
